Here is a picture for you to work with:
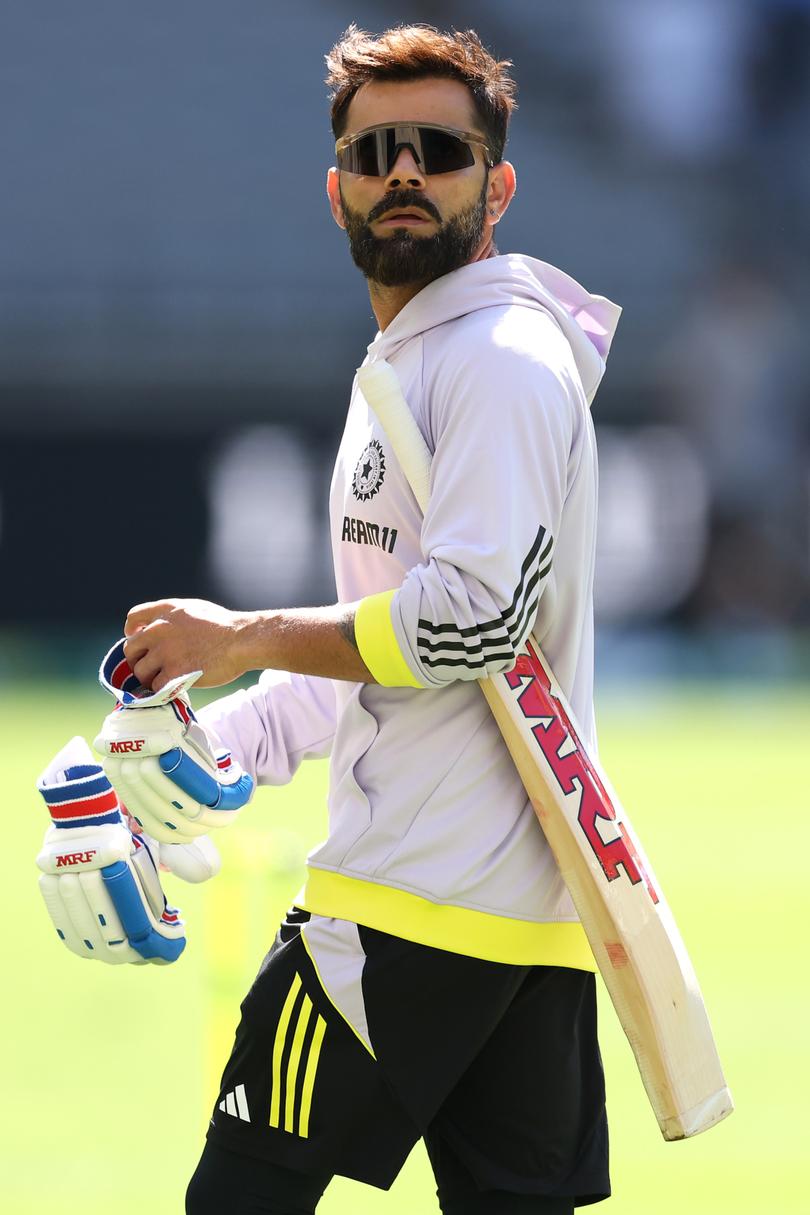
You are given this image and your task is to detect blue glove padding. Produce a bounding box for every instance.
[159,748,255,813]
[100,855,184,963]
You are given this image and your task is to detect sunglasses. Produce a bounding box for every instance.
[335,122,495,177]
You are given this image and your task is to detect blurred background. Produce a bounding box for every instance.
[1,0,808,669]
[2,3,808,1214]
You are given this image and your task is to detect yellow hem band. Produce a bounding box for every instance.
[355,590,424,688]
[296,869,596,971]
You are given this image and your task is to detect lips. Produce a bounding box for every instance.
[378,214,430,227]
[374,206,435,227]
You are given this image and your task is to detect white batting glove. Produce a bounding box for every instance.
[36,737,186,965]
[93,638,254,845]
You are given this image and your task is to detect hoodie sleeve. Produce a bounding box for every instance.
[354,313,580,688]
[198,669,336,784]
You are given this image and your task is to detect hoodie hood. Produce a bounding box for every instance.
[365,254,621,405]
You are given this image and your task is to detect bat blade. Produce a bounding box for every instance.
[357,359,733,1140]
[481,640,732,1139]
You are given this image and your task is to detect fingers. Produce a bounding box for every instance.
[121,597,235,692]
[133,659,166,693]
[125,600,177,637]
[125,651,164,693]
[124,618,171,691]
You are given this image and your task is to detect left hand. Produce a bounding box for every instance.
[36,738,187,965]
[124,598,254,692]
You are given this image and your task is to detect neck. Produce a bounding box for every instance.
[369,234,499,332]
[369,280,428,332]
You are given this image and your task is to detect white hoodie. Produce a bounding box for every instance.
[202,255,621,970]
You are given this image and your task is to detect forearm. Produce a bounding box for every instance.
[236,604,375,684]
[123,596,375,693]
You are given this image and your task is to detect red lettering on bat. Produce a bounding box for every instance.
[504,641,659,904]
[109,739,146,753]
[55,850,97,867]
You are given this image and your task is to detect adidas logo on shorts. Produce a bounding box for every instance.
[218,1083,250,1122]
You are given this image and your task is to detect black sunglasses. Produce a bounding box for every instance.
[335,122,495,177]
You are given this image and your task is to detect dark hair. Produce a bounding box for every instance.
[325,24,517,164]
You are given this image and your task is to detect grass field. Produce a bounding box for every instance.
[3,679,808,1214]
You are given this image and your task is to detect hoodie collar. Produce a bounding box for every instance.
[365,254,621,403]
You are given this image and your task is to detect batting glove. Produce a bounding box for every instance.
[36,737,186,965]
[93,638,254,845]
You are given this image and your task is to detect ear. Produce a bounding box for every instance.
[326,167,346,230]
[486,161,517,226]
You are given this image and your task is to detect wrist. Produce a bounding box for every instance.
[231,610,276,675]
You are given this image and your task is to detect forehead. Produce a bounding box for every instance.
[343,77,480,136]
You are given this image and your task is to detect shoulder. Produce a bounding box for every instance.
[424,304,579,399]
[432,300,572,359]
[422,305,580,444]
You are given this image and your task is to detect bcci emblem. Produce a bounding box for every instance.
[352,439,386,502]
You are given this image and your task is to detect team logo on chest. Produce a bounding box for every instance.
[351,439,386,502]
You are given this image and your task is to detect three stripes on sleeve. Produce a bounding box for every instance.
[416,525,553,673]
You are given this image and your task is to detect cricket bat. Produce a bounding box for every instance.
[356,358,733,1142]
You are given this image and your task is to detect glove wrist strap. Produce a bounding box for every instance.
[38,764,123,830]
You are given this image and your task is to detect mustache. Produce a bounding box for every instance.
[367,189,442,225]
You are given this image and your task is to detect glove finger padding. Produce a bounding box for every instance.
[93,639,253,845]
[36,738,186,964]
[126,819,221,883]
[157,835,221,883]
[39,868,131,960]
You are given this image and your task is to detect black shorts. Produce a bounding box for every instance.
[206,909,609,1206]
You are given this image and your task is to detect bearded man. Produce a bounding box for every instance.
[122,25,620,1215]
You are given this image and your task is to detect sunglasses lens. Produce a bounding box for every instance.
[338,126,478,176]
[337,132,383,175]
[419,128,476,174]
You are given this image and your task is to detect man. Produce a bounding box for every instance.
[123,25,620,1214]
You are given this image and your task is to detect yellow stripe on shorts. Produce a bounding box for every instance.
[269,973,302,1129]
[284,995,314,1133]
[267,973,328,1137]
[298,1015,327,1139]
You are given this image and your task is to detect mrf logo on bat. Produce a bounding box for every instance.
[504,640,659,904]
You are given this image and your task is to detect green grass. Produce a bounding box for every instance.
[3,680,808,1213]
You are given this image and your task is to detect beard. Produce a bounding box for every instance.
[340,178,489,288]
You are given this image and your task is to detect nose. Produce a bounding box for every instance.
[384,145,426,189]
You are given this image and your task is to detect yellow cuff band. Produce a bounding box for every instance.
[355,590,424,688]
